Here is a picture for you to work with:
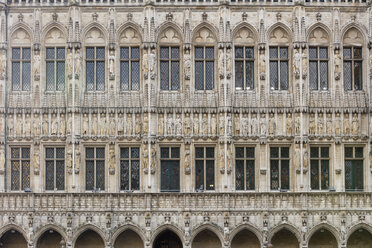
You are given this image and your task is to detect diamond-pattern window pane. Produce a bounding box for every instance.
[22,62,31,91]
[206,148,214,158]
[343,48,351,59]
[131,47,140,59]
[86,160,94,190]
[11,161,20,190]
[121,148,129,158]
[96,62,105,91]
[309,47,317,59]
[171,47,179,59]
[131,160,140,190]
[355,147,363,158]
[160,61,169,90]
[319,47,328,59]
[120,160,129,190]
[195,47,203,59]
[246,61,254,89]
[12,48,20,59]
[246,160,255,190]
[22,48,31,60]
[46,62,55,91]
[195,61,204,90]
[22,160,30,190]
[206,160,214,190]
[11,148,20,158]
[56,160,65,190]
[131,61,140,90]
[56,148,65,159]
[120,47,129,59]
[270,61,278,90]
[270,147,279,158]
[354,62,362,90]
[320,61,328,90]
[344,61,352,90]
[131,148,140,158]
[205,47,214,59]
[205,61,214,90]
[280,61,288,90]
[309,61,318,90]
[96,47,105,60]
[247,147,254,158]
[96,161,105,190]
[236,147,244,158]
[171,61,180,90]
[86,62,94,91]
[56,62,65,91]
[161,147,169,158]
[235,61,243,88]
[195,160,204,190]
[171,147,180,158]
[86,47,95,60]
[269,47,278,58]
[235,47,243,58]
[46,148,54,158]
[57,48,65,59]
[160,47,169,59]
[195,148,204,158]
[120,61,129,90]
[12,62,20,91]
[246,47,254,59]
[280,47,288,59]
[235,160,244,190]
[354,47,362,59]
[280,160,289,190]
[321,160,329,190]
[96,148,105,158]
[46,160,54,190]
[86,148,94,158]
[311,160,319,190]
[22,148,30,158]
[270,160,279,190]
[46,48,55,59]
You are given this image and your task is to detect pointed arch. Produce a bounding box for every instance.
[150,223,185,245]
[10,26,32,46]
[157,22,184,44]
[82,22,108,45]
[112,224,146,246]
[232,22,258,44]
[34,224,68,244]
[229,223,262,246]
[268,223,301,243]
[117,21,143,44]
[267,22,293,44]
[72,224,107,245]
[190,223,224,245]
[192,22,218,44]
[9,22,33,45]
[307,23,332,44]
[346,223,372,240]
[307,223,340,245]
[0,224,28,242]
[341,23,368,45]
[41,22,68,45]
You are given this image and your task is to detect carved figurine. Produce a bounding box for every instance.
[82,114,89,135]
[335,113,341,136]
[59,114,65,136]
[326,113,333,135]
[219,113,224,135]
[143,114,149,135]
[260,114,266,136]
[334,49,341,80]
[100,114,106,136]
[317,113,324,135]
[67,113,72,135]
[242,114,249,136]
[42,114,49,135]
[143,49,149,79]
[293,49,301,78]
[33,149,40,172]
[286,113,293,136]
[294,113,300,134]
[184,148,191,174]
[126,114,133,135]
[16,114,22,136]
[211,114,217,135]
[66,48,73,76]
[91,114,98,136]
[218,49,224,79]
[167,116,173,135]
[202,114,208,135]
[193,113,199,135]
[184,52,191,80]
[259,50,266,80]
[294,144,301,168]
[51,114,58,135]
[33,114,40,136]
[109,49,115,78]
[309,113,316,135]
[109,146,115,171]
[150,146,156,171]
[74,49,82,76]
[227,115,232,135]
[175,114,182,136]
[25,114,31,136]
[251,114,258,135]
[344,113,350,135]
[8,114,14,136]
[268,113,276,135]
[0,149,5,173]
[0,50,6,80]
[234,114,240,136]
[184,113,191,136]
[352,113,359,136]
[158,114,164,136]
[33,53,41,76]
[226,48,232,78]
[117,114,124,135]
[219,146,225,170]
[149,48,156,80]
[109,115,116,136]
[135,114,142,135]
[302,50,308,79]
[142,146,148,170]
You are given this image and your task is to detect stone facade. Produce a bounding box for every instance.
[0,0,372,247]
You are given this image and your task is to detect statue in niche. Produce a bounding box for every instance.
[219,146,225,171]
[149,48,156,80]
[175,114,182,136]
[74,49,82,76]
[25,114,31,136]
[193,113,199,135]
[293,49,301,78]
[251,114,258,135]
[226,48,232,79]
[211,114,217,135]
[184,52,191,80]
[100,114,106,136]
[335,113,341,136]
[234,114,240,136]
[66,146,72,173]
[150,146,156,172]
[117,114,124,135]
[184,113,191,136]
[0,149,5,173]
[226,146,232,172]
[0,115,3,134]
[334,49,341,80]
[260,114,266,136]
[352,113,359,136]
[109,115,116,136]
[227,115,232,135]
[326,113,333,135]
[218,49,224,79]
[126,114,133,135]
[109,49,115,78]
[142,146,148,170]
[303,148,308,168]
[167,115,173,135]
[8,114,14,136]
[67,113,72,135]
[33,149,40,173]
[259,50,266,80]
[184,148,191,174]
[51,114,58,135]
[268,113,276,135]
[135,114,142,135]
[219,113,224,135]
[16,114,22,136]
[202,114,208,135]
[109,146,115,172]
[32,114,40,136]
[92,114,98,136]
[302,50,308,79]
[143,114,149,135]
[33,53,41,77]
[42,114,48,135]
[294,113,300,134]
[66,48,73,76]
[74,147,80,173]
[158,114,164,136]
[59,114,65,136]
[286,113,293,136]
[82,114,89,135]
[143,49,149,79]
[294,144,300,168]
[0,50,6,80]
[317,113,324,135]
[242,114,249,136]
[344,113,350,135]
[309,113,315,135]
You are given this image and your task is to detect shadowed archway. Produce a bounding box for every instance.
[347,228,372,248]
[192,229,221,248]
[37,229,64,248]
[231,229,260,248]
[270,228,299,248]
[153,230,182,248]
[75,229,104,248]
[0,229,27,248]
[114,229,144,248]
[308,228,338,248]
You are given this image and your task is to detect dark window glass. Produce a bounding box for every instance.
[46,47,65,91]
[195,147,215,191]
[85,147,105,190]
[235,147,255,190]
[160,147,180,192]
[269,47,288,90]
[270,147,290,190]
[86,47,105,91]
[120,147,140,191]
[345,147,364,191]
[235,46,254,90]
[195,46,214,90]
[310,147,329,190]
[45,147,65,191]
[160,47,180,90]
[120,47,140,91]
[309,46,328,90]
[12,48,31,91]
[344,46,363,91]
[11,147,30,191]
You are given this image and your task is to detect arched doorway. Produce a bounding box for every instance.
[308,229,337,248]
[347,228,372,248]
[0,229,27,248]
[153,230,182,248]
[75,229,104,248]
[192,229,221,248]
[270,228,299,248]
[37,229,64,248]
[231,229,260,248]
[114,229,144,248]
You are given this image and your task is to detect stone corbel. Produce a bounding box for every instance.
[258,42,266,51]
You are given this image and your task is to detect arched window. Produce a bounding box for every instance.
[193,27,216,91]
[343,28,364,91]
[119,27,141,91]
[308,27,330,91]
[85,27,106,91]
[268,27,290,91]
[11,28,32,91]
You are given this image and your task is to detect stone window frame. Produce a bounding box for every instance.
[8,145,31,192]
[11,46,32,91]
[84,146,106,191]
[194,145,215,192]
[344,145,365,192]
[309,145,331,191]
[234,145,256,191]
[45,47,66,92]
[308,46,329,91]
[269,146,290,191]
[44,146,66,191]
[119,146,141,191]
[159,146,181,192]
[159,45,181,91]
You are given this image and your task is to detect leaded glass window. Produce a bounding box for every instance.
[195,46,214,90]
[269,47,288,90]
[235,147,255,190]
[86,47,105,91]
[343,47,363,91]
[195,147,214,191]
[45,147,65,191]
[46,47,65,91]
[310,147,329,190]
[12,47,31,91]
[85,147,105,191]
[270,147,290,190]
[160,147,180,192]
[11,147,30,191]
[120,147,140,191]
[309,47,328,90]
[160,47,180,90]
[235,46,254,90]
[120,47,140,91]
[345,147,364,191]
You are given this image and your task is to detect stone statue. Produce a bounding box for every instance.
[142,146,148,170]
[126,114,133,135]
[67,113,72,135]
[100,114,106,136]
[234,114,240,135]
[219,146,225,171]
[117,114,124,135]
[0,50,6,80]
[33,53,41,76]
[294,144,300,168]
[302,50,308,79]
[303,149,308,168]
[326,113,333,135]
[309,113,315,135]
[33,149,40,173]
[184,52,191,80]
[211,114,217,135]
[109,115,116,136]
[352,113,359,136]
[226,48,232,78]
[109,146,115,172]
[268,113,276,135]
[143,49,149,79]
[344,113,350,135]
[0,149,5,173]
[82,114,89,135]
[317,113,324,135]
[219,113,224,135]
[251,114,258,135]
[25,114,31,136]
[50,114,58,135]
[158,114,164,136]
[259,50,265,80]
[335,113,341,136]
[42,114,48,135]
[175,114,182,136]
[7,114,14,136]
[242,114,249,136]
[334,50,341,80]
[184,113,191,135]
[135,114,142,135]
[227,115,232,135]
[0,115,3,134]
[218,49,224,79]
[74,49,82,76]
[260,114,266,136]
[202,114,208,135]
[293,49,301,78]
[143,114,149,135]
[193,114,199,135]
[33,114,40,136]
[109,49,115,78]
[16,114,22,136]
[167,116,173,135]
[295,113,300,134]
[184,148,191,174]
[66,48,73,76]
[150,146,156,172]
[286,113,292,136]
[149,49,156,80]
[74,148,80,173]
[66,146,72,173]
[59,114,65,136]
[92,114,98,135]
